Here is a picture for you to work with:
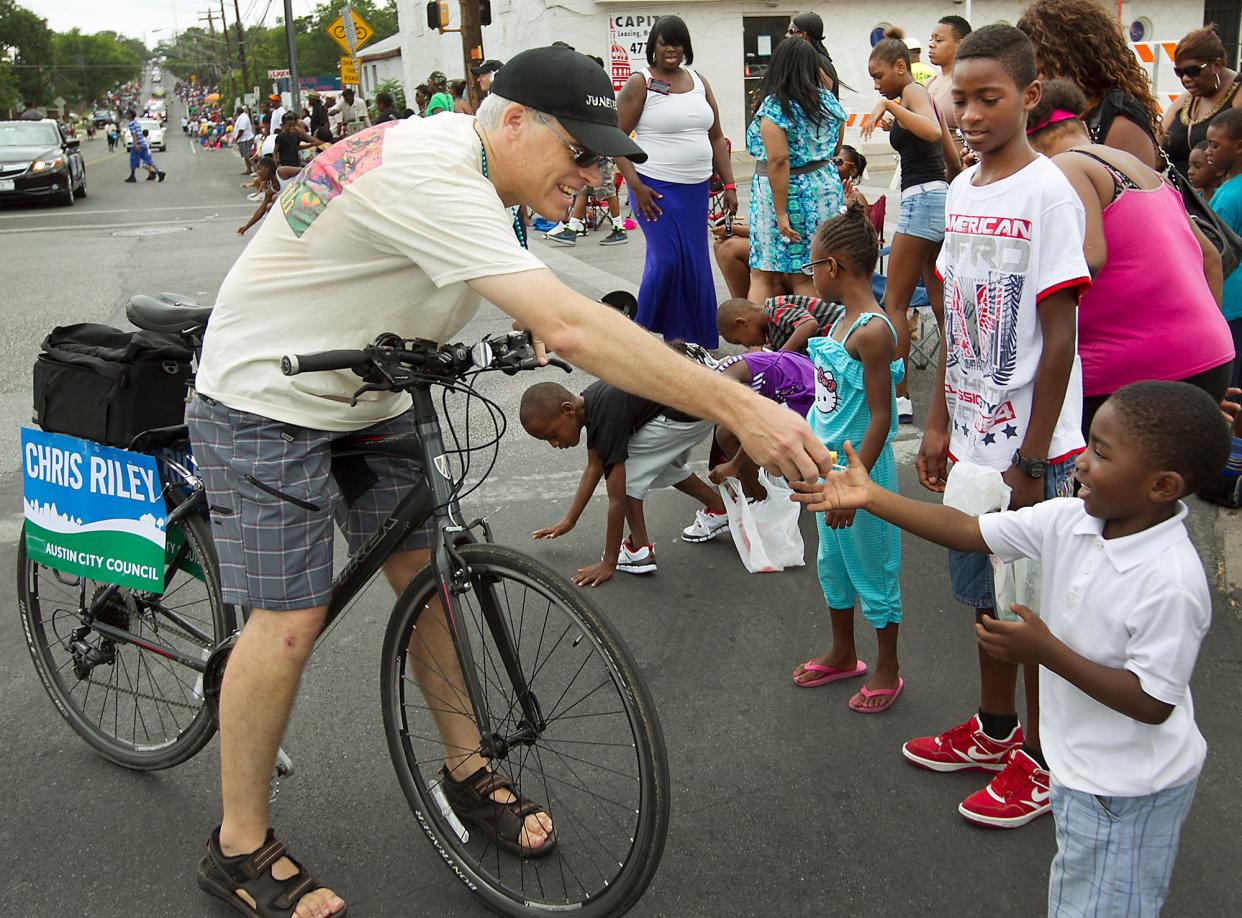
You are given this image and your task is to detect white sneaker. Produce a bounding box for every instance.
[682,509,729,543]
[896,396,914,424]
[616,537,656,574]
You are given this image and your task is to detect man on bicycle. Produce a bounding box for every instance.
[188,46,833,917]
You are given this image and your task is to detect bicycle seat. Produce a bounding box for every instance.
[127,293,213,335]
[158,291,202,308]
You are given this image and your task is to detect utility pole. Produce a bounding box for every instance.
[460,0,484,110]
[198,10,220,83]
[219,0,237,103]
[281,0,301,113]
[233,0,250,99]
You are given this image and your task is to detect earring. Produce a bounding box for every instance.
[1216,70,1222,91]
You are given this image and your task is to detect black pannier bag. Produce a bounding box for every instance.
[33,323,194,448]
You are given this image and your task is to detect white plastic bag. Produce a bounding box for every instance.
[942,461,1040,622]
[718,472,805,573]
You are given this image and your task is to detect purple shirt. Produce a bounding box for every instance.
[717,350,815,417]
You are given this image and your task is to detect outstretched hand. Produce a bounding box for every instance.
[789,441,862,514]
[532,519,574,540]
[975,604,1054,665]
[734,397,835,484]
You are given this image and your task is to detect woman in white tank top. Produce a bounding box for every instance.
[614,15,738,347]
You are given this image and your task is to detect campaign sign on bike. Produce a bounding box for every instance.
[21,428,166,592]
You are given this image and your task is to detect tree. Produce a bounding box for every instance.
[51,29,143,103]
[0,0,54,105]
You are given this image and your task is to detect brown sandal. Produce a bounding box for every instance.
[196,827,347,917]
[440,765,558,858]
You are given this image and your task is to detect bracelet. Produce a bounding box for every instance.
[723,183,736,190]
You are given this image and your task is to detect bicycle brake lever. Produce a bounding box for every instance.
[349,382,387,406]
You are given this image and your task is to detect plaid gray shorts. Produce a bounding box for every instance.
[186,395,432,611]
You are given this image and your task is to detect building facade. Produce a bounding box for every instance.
[357,33,405,101]
[396,0,1214,143]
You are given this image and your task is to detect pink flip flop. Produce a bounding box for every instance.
[793,659,868,688]
[848,677,905,714]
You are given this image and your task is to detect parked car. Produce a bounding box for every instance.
[123,118,165,152]
[0,119,87,206]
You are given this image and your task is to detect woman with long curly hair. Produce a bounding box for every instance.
[1017,0,1161,169]
[1026,80,1233,438]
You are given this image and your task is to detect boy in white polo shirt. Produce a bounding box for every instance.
[792,379,1231,917]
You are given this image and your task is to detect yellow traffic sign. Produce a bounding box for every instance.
[327,10,374,54]
[340,56,359,86]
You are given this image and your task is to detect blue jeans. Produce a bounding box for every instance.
[948,457,1076,609]
[1048,779,1198,917]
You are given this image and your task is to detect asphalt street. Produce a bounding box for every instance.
[1,99,1239,918]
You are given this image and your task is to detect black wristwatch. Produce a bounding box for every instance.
[1012,450,1048,479]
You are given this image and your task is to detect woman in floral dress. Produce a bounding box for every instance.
[747,38,846,301]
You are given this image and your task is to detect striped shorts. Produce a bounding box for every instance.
[1048,778,1198,917]
[186,395,432,611]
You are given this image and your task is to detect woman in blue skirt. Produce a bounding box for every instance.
[746,38,846,303]
[615,15,738,347]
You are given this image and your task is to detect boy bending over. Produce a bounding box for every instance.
[718,294,843,353]
[521,380,725,586]
[794,380,1229,917]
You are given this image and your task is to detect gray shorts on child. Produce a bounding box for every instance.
[623,416,713,500]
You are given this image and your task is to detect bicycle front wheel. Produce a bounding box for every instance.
[17,510,234,770]
[380,543,670,918]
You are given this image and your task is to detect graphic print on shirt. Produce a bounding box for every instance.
[941,213,1030,441]
[279,121,398,237]
[814,365,839,414]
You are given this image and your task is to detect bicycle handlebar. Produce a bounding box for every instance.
[280,332,571,386]
[280,350,371,377]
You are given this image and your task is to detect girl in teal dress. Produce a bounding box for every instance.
[746,37,846,303]
[790,201,906,713]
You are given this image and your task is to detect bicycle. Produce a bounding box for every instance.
[18,294,232,770]
[18,294,670,918]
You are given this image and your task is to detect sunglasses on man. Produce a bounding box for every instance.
[534,112,604,168]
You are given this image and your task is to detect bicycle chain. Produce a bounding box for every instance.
[78,674,204,713]
[66,606,214,715]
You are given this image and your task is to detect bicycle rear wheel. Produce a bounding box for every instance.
[380,543,669,918]
[17,510,234,770]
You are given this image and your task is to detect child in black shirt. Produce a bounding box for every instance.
[521,380,725,585]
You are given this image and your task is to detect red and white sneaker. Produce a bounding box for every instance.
[958,748,1052,828]
[901,714,1024,773]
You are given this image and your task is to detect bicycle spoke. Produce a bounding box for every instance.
[381,547,664,913]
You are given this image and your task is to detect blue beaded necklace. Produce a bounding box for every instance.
[479,135,528,249]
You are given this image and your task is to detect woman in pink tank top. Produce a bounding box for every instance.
[1027,81,1235,437]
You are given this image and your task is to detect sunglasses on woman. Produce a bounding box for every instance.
[1173,63,1206,79]
[533,112,604,168]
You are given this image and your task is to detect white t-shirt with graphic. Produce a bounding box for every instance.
[935,155,1091,469]
[196,114,544,430]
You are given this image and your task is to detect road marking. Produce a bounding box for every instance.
[0,202,252,220]
[0,215,231,235]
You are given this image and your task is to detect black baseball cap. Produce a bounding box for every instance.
[491,46,647,163]
[471,59,503,76]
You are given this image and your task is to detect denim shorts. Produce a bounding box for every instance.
[895,186,947,243]
[1048,779,1198,917]
[948,457,1077,609]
